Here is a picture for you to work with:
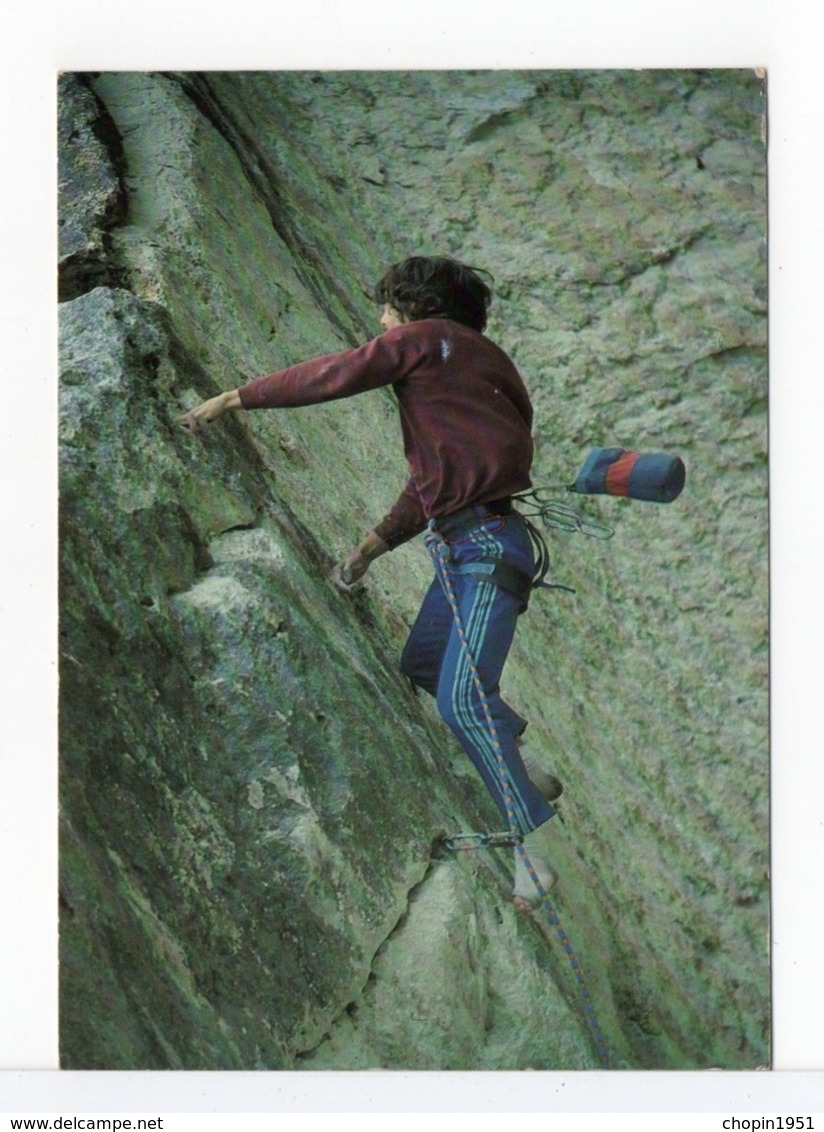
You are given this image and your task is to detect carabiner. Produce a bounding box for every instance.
[440,831,523,852]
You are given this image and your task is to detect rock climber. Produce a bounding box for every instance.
[179,255,561,912]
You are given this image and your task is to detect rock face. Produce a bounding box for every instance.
[58,70,768,1070]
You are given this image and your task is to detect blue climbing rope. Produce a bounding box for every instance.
[428,524,611,1070]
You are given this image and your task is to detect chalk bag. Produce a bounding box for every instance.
[572,447,686,503]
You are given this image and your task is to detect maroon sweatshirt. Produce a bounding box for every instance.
[238,318,534,549]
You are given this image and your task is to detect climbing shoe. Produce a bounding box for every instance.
[513,823,557,913]
[521,747,564,802]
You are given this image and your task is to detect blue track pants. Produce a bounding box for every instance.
[400,509,555,835]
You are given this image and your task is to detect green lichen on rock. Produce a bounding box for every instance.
[58,69,768,1070]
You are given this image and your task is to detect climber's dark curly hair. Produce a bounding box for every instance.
[374,255,493,332]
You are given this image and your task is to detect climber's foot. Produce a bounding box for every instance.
[520,747,564,802]
[512,829,557,913]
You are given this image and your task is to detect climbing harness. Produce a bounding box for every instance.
[437,499,577,606]
[427,522,612,1070]
[433,499,560,608]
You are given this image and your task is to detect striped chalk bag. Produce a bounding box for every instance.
[571,447,686,503]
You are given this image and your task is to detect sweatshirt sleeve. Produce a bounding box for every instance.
[237,325,429,409]
[373,478,428,550]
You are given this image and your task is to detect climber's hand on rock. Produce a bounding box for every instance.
[331,551,370,593]
[331,531,389,593]
[331,563,357,593]
[179,390,242,432]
